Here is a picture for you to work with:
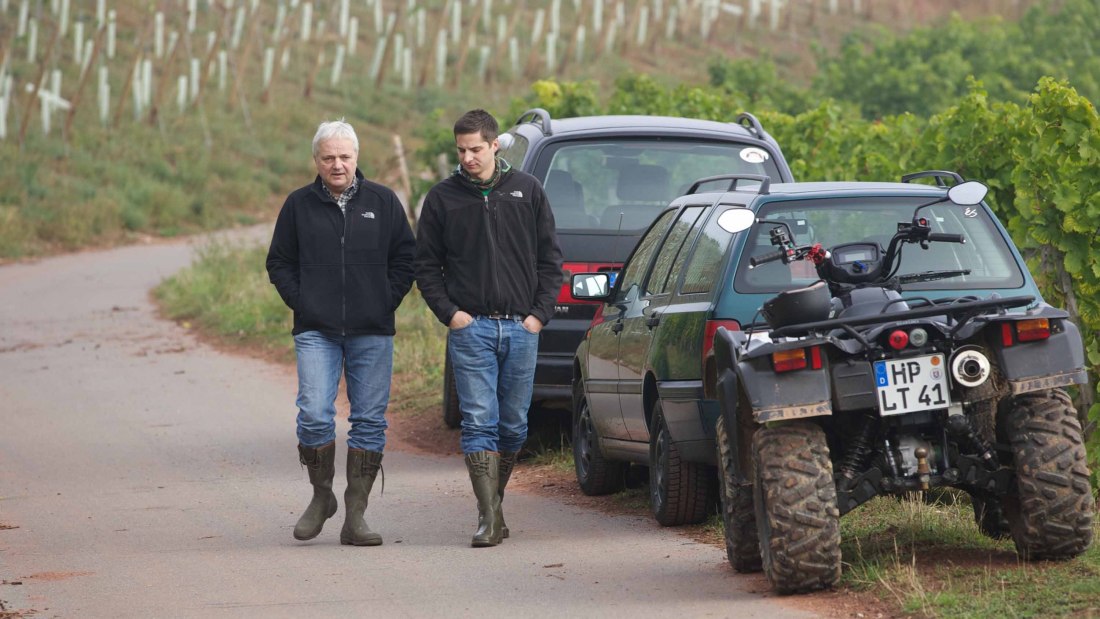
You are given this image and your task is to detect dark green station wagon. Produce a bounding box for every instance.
[570,173,1044,527]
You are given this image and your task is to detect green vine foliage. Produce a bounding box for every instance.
[515,73,1100,479]
[706,0,1100,121]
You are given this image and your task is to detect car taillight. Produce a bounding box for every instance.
[772,346,822,373]
[1002,318,1051,346]
[702,319,741,370]
[560,262,620,305]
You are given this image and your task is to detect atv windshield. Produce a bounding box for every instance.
[531,139,782,232]
[734,196,1025,293]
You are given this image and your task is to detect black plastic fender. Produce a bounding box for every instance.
[993,318,1088,394]
[713,327,745,480]
[716,328,833,424]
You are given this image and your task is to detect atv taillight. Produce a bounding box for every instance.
[888,330,909,350]
[772,346,822,373]
[1016,318,1051,342]
[1001,319,1051,346]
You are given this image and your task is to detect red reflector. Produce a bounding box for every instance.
[1001,323,1014,347]
[809,345,822,370]
[888,330,909,350]
[1016,318,1051,342]
[773,348,808,373]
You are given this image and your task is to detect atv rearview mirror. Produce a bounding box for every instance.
[947,181,987,206]
[716,208,756,234]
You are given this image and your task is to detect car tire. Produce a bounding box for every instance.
[715,415,762,572]
[753,420,841,594]
[1003,390,1093,560]
[573,395,626,495]
[649,399,714,526]
[442,350,462,429]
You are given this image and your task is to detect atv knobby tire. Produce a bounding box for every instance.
[1004,390,1094,560]
[715,416,761,572]
[752,421,841,594]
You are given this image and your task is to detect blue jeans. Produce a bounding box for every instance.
[294,331,393,452]
[448,316,540,454]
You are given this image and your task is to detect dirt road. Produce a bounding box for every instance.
[0,230,815,618]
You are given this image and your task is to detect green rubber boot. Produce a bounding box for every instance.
[340,449,383,546]
[498,451,518,539]
[293,441,338,541]
[465,451,503,547]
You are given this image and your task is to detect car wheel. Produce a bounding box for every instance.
[649,399,714,526]
[715,415,761,572]
[442,350,462,429]
[753,420,840,594]
[1003,390,1093,560]
[573,395,625,495]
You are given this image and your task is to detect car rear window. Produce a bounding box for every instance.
[532,138,781,232]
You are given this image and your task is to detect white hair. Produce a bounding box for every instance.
[312,119,359,157]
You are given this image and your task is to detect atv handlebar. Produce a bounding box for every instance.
[750,249,787,267]
[927,233,966,244]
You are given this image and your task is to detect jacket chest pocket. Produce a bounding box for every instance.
[345,211,382,257]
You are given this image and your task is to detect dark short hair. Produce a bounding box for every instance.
[454,109,498,143]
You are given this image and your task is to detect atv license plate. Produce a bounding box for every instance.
[873,354,950,416]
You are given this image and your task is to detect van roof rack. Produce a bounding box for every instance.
[515,108,553,136]
[734,112,765,139]
[901,170,964,187]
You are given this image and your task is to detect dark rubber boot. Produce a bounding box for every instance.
[498,451,518,539]
[340,449,383,546]
[465,451,503,547]
[293,441,338,541]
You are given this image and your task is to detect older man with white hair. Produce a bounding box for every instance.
[266,119,415,546]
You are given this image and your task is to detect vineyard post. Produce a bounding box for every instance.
[150,22,185,124]
[63,22,104,144]
[372,12,397,87]
[18,21,59,149]
[190,26,223,109]
[113,20,152,128]
[73,20,83,65]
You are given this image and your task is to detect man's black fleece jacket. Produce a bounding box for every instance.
[415,168,563,326]
[266,172,416,336]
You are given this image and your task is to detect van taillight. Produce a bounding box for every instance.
[561,262,620,305]
[1001,319,1051,346]
[702,320,741,369]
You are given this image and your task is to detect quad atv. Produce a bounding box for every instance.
[712,179,1093,594]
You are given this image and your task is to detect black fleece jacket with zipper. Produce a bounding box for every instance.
[415,167,563,327]
[266,171,416,336]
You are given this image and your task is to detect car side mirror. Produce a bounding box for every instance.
[572,273,612,300]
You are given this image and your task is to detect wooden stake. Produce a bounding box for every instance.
[392,133,415,226]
